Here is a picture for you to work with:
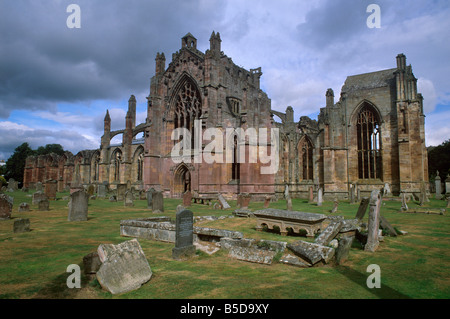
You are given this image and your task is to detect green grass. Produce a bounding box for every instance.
[0,190,449,299]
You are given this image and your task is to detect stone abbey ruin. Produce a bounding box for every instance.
[23,32,428,201]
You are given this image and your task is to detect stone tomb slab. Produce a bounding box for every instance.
[253,208,327,237]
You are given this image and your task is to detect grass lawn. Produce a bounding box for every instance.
[0,190,449,299]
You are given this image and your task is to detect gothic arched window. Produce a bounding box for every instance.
[357,105,382,179]
[137,153,144,181]
[299,137,313,181]
[173,80,202,148]
[112,151,122,182]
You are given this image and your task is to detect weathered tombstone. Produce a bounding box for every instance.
[13,218,30,233]
[18,202,30,212]
[116,184,127,201]
[335,236,354,265]
[317,188,323,207]
[284,184,289,199]
[35,182,43,192]
[32,191,47,205]
[87,184,95,197]
[96,239,152,294]
[445,174,450,194]
[0,194,13,220]
[213,202,223,210]
[286,196,292,211]
[44,179,57,200]
[8,178,18,191]
[152,191,164,212]
[68,190,89,221]
[365,190,381,252]
[139,190,146,200]
[218,194,231,209]
[146,188,155,209]
[172,209,196,260]
[400,192,409,211]
[97,184,107,199]
[330,199,339,213]
[379,216,397,237]
[38,199,49,211]
[83,252,102,275]
[308,186,314,203]
[124,190,134,207]
[383,183,391,197]
[183,191,192,207]
[176,204,185,213]
[264,195,271,208]
[240,193,251,209]
[109,195,117,202]
[355,197,369,220]
[435,171,442,200]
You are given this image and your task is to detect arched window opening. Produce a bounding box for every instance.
[232,135,240,181]
[113,151,122,182]
[357,105,382,179]
[299,137,313,181]
[137,153,144,181]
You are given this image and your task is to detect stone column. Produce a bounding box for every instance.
[365,190,381,252]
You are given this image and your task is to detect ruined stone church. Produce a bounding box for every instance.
[24,32,428,200]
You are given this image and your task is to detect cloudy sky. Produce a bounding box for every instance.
[0,0,449,160]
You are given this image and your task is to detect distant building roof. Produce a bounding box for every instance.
[342,68,396,93]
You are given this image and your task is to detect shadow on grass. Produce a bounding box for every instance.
[335,265,411,299]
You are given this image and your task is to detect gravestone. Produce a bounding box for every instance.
[109,195,117,202]
[0,194,13,220]
[176,204,185,213]
[379,216,397,237]
[172,209,196,260]
[32,191,47,205]
[335,236,354,265]
[44,179,57,200]
[97,184,107,198]
[355,197,369,220]
[446,174,450,194]
[13,218,30,233]
[400,192,409,211]
[365,190,381,252]
[96,239,152,295]
[18,202,30,212]
[284,185,289,199]
[38,199,49,211]
[152,191,164,212]
[286,196,292,211]
[183,191,192,207]
[308,186,314,203]
[213,202,223,210]
[317,188,323,207]
[35,182,43,192]
[139,190,147,200]
[8,178,19,191]
[435,171,442,200]
[330,199,339,214]
[68,190,89,221]
[218,194,231,209]
[264,195,271,208]
[146,188,155,209]
[383,183,392,197]
[116,184,127,201]
[239,193,251,209]
[87,184,95,197]
[124,191,134,207]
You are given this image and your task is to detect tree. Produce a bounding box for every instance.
[35,144,65,156]
[428,139,450,181]
[4,142,35,185]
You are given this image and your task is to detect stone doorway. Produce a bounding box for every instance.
[173,164,191,198]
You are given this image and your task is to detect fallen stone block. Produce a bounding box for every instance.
[287,240,335,265]
[379,216,397,237]
[83,252,102,275]
[96,239,152,295]
[279,254,312,268]
[220,238,286,265]
[335,236,354,265]
[315,221,343,246]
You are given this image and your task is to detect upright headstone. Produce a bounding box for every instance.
[32,191,47,205]
[172,209,196,260]
[146,188,155,209]
[286,196,292,211]
[317,188,323,207]
[264,195,271,208]
[240,193,251,209]
[400,192,409,211]
[35,182,43,192]
[365,190,381,252]
[308,186,314,203]
[87,184,95,197]
[0,194,13,220]
[97,184,107,199]
[152,191,164,212]
[383,183,391,197]
[44,179,57,200]
[124,190,134,207]
[68,190,89,221]
[13,218,30,233]
[18,202,30,212]
[183,191,192,207]
[218,194,231,209]
[38,198,49,211]
[116,184,127,201]
[139,190,147,200]
[445,174,450,194]
[355,197,370,220]
[331,199,339,214]
[8,178,19,191]
[284,184,289,199]
[435,171,442,200]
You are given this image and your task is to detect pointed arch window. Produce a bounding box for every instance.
[137,153,144,181]
[173,79,202,148]
[299,137,313,181]
[112,150,122,182]
[357,104,382,179]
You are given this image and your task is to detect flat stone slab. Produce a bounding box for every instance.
[287,240,335,265]
[279,254,312,268]
[315,221,343,246]
[96,239,152,295]
[253,209,327,222]
[220,238,286,265]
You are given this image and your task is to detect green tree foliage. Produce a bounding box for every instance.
[428,139,450,181]
[4,142,35,185]
[35,144,65,156]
